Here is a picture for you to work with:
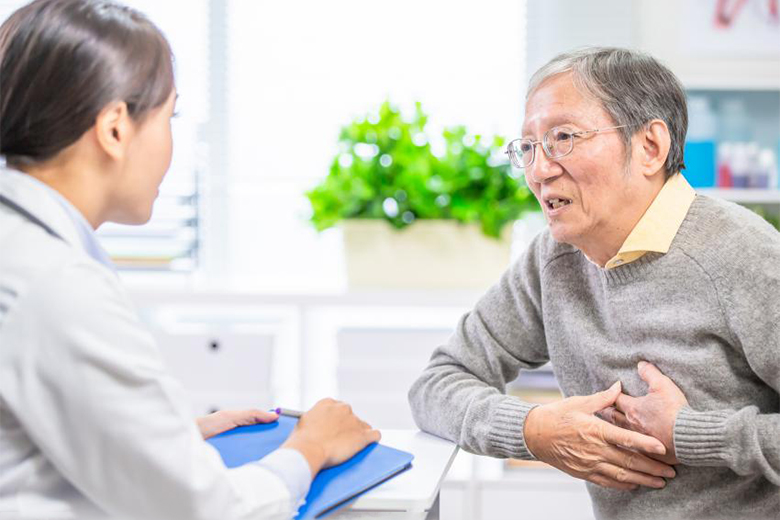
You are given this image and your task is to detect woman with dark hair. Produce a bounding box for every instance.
[0,1,379,518]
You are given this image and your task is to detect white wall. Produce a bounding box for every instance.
[524,0,780,90]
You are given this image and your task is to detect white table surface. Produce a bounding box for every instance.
[330,429,458,519]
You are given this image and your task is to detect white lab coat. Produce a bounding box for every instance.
[0,169,301,520]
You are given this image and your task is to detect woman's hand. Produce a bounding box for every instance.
[524,381,676,491]
[196,409,280,440]
[282,398,381,477]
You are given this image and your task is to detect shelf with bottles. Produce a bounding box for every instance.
[696,188,780,204]
[684,89,779,192]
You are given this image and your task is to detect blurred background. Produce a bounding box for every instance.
[2,0,777,518]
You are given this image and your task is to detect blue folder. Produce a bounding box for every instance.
[207,415,414,519]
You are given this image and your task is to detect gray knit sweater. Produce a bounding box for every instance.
[408,195,780,520]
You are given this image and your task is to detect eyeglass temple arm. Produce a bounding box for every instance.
[574,124,627,137]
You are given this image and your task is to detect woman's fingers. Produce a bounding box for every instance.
[220,409,279,427]
[247,409,280,424]
[366,428,382,443]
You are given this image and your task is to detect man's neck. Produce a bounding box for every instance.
[576,226,634,267]
[574,179,667,267]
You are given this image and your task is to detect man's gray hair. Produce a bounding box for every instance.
[528,47,687,177]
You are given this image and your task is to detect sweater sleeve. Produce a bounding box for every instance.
[408,233,552,460]
[673,248,780,485]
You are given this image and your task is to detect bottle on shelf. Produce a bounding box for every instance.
[746,143,766,189]
[730,143,750,188]
[684,96,717,188]
[758,148,778,190]
[717,142,733,188]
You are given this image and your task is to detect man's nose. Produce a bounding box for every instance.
[526,144,564,184]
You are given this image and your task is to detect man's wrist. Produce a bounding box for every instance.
[523,405,543,460]
[673,406,732,466]
[489,397,538,460]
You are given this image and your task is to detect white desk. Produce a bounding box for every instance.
[331,430,458,520]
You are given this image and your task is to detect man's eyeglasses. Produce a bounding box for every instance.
[505,125,626,169]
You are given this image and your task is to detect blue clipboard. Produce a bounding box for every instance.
[207,415,414,519]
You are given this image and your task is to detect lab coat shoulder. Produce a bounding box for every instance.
[1,240,161,395]
[0,205,152,381]
[0,202,99,318]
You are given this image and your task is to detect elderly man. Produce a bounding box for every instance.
[409,47,780,519]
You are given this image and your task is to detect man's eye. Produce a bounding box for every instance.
[552,130,572,141]
[519,142,533,154]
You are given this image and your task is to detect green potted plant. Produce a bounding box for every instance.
[306,100,539,289]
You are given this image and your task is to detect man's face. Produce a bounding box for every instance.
[522,72,640,249]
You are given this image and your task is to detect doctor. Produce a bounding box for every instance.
[0,1,379,519]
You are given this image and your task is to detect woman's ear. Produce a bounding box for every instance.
[94,101,132,161]
[636,119,671,178]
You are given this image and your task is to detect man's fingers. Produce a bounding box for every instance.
[614,393,638,415]
[637,361,672,391]
[588,473,638,491]
[603,445,676,479]
[597,406,629,429]
[602,422,666,455]
[595,462,667,489]
[610,409,631,430]
[583,381,622,413]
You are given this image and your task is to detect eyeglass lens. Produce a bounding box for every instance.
[507,126,575,168]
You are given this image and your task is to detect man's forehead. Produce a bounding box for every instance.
[521,76,602,136]
[521,112,584,135]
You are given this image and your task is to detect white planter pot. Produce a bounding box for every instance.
[342,219,513,290]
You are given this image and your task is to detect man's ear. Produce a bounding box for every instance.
[94,101,132,161]
[636,119,671,178]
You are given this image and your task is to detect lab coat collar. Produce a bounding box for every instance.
[0,167,114,270]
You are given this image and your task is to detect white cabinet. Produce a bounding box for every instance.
[154,331,276,416]
[477,476,594,520]
[135,301,302,417]
[440,453,595,520]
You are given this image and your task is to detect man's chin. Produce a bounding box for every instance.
[548,223,579,246]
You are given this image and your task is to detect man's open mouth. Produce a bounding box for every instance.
[546,198,572,210]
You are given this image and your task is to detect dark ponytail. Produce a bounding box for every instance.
[0,0,174,166]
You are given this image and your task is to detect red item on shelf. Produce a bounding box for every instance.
[718,161,733,188]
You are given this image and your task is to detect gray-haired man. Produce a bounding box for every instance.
[409,47,780,519]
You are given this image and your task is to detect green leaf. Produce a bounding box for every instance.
[305,100,539,236]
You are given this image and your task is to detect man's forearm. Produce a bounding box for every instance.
[408,358,537,459]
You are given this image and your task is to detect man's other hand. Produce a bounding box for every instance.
[601,361,689,465]
[524,381,676,491]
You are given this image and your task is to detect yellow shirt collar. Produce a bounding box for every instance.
[604,173,696,270]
